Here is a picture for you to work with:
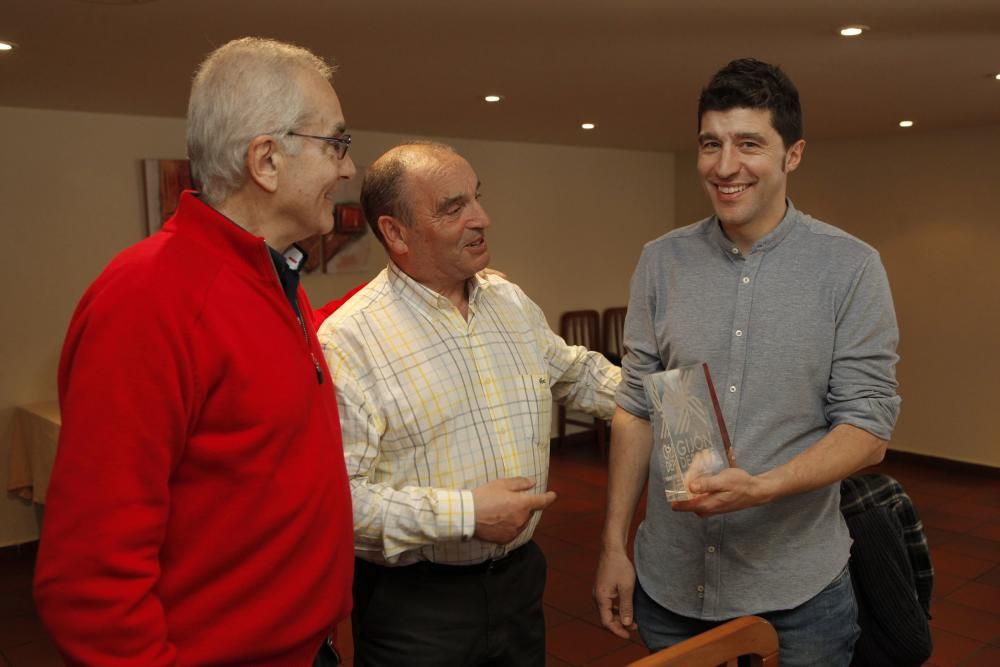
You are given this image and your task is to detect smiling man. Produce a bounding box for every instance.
[35,38,357,665]
[318,142,620,666]
[593,59,900,666]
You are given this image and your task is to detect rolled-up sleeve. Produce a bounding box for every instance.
[617,245,663,420]
[825,252,901,440]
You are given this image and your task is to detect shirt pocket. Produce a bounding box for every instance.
[521,373,553,448]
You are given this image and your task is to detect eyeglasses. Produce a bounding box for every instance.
[287,131,352,160]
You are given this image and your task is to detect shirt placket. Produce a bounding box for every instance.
[701,245,764,615]
[721,247,762,446]
[465,299,520,484]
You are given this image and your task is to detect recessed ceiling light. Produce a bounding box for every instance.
[581,123,596,130]
[0,41,16,52]
[839,25,868,37]
[483,94,502,103]
[899,120,914,128]
[995,73,1000,80]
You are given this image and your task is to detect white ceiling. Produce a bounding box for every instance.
[3,0,999,151]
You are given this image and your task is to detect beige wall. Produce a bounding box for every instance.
[0,106,673,545]
[673,126,1000,468]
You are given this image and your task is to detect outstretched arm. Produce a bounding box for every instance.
[593,407,653,638]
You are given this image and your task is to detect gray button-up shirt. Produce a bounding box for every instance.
[618,201,900,619]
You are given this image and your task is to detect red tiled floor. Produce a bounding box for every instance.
[970,520,1000,543]
[962,644,1000,667]
[584,641,650,666]
[926,627,988,667]
[546,545,603,579]
[924,525,966,548]
[546,619,632,665]
[936,534,1000,562]
[932,571,970,599]
[539,518,606,549]
[978,564,1000,588]
[546,568,601,619]
[946,580,1000,616]
[931,549,996,580]
[546,604,577,629]
[0,446,996,667]
[921,509,988,535]
[928,599,1000,643]
[936,500,1000,524]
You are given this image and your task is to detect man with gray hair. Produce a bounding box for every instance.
[318,141,621,666]
[35,37,356,665]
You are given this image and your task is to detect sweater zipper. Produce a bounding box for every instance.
[266,246,324,385]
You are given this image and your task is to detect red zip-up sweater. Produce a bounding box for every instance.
[35,193,354,666]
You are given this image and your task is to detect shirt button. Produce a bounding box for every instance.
[729,385,737,393]
[735,330,743,337]
[697,585,705,592]
[742,276,750,284]
[731,247,739,255]
[707,546,716,553]
[698,592,704,599]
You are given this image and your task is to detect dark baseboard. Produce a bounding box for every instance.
[0,539,38,562]
[884,448,999,478]
[551,431,604,449]
[553,434,998,477]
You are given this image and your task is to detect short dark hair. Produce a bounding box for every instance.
[360,154,409,246]
[697,58,802,149]
[361,141,456,247]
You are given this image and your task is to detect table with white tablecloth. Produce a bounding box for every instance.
[7,400,61,504]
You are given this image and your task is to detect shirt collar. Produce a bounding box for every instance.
[709,198,801,257]
[385,261,488,316]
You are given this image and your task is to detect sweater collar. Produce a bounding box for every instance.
[165,191,275,280]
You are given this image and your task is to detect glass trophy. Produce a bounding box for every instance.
[643,363,734,501]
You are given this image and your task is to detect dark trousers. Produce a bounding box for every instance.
[352,541,547,667]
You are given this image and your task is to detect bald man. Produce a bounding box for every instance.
[318,142,621,666]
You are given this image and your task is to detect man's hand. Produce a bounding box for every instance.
[472,477,556,544]
[670,467,777,517]
[593,549,638,638]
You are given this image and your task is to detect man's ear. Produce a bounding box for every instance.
[246,135,281,193]
[784,139,806,174]
[378,215,409,255]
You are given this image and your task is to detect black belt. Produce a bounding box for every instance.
[361,542,531,576]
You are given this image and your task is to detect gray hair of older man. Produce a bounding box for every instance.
[187,37,336,206]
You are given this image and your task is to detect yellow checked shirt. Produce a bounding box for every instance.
[318,262,620,566]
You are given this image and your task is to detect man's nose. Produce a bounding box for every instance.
[470,199,491,228]
[340,155,357,180]
[715,145,740,178]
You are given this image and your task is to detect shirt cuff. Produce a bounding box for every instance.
[430,488,477,543]
[458,489,476,542]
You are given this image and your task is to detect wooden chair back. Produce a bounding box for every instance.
[626,616,779,667]
[602,306,627,365]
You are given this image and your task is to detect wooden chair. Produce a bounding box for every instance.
[557,310,606,453]
[626,616,780,667]
[602,306,627,366]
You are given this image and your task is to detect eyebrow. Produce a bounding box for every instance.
[433,181,481,216]
[735,132,768,143]
[698,131,768,144]
[326,121,347,136]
